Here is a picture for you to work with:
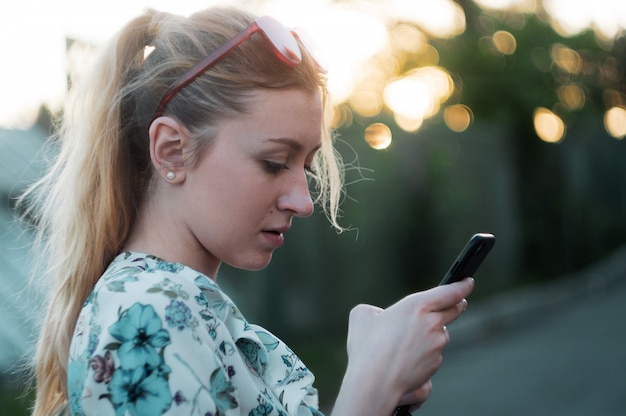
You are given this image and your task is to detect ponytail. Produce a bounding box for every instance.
[21,11,162,415]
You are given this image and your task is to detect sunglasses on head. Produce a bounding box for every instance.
[152,15,326,121]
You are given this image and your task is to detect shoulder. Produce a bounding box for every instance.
[95,252,198,295]
[73,252,223,358]
[68,253,235,414]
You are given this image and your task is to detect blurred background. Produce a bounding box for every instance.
[1,0,625,414]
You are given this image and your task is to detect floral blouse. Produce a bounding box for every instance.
[67,252,323,416]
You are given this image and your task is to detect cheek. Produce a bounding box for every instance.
[214,176,277,221]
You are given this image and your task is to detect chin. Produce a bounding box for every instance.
[227,253,274,271]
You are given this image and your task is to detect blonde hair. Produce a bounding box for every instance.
[20,6,343,415]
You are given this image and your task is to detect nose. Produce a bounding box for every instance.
[277,172,314,218]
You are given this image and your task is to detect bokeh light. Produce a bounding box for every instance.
[473,0,537,12]
[444,104,474,132]
[364,123,393,149]
[385,0,466,38]
[350,89,384,118]
[551,44,583,75]
[557,84,586,111]
[383,66,454,132]
[543,0,626,39]
[384,78,432,122]
[492,30,517,55]
[390,24,429,54]
[533,107,566,143]
[394,114,424,132]
[604,107,626,139]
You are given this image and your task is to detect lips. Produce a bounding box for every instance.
[262,225,290,248]
[262,230,285,248]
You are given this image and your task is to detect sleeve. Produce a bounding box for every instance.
[73,270,240,416]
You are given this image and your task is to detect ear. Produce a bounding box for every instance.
[149,117,190,184]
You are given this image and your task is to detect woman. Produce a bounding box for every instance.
[22,5,473,416]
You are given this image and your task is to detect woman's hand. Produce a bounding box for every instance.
[332,278,474,415]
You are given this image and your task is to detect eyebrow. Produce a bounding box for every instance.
[266,137,322,153]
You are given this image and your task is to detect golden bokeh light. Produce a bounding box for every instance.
[533,107,565,143]
[384,78,433,120]
[543,0,626,39]
[414,66,454,101]
[364,122,393,149]
[383,66,454,131]
[419,45,441,67]
[557,84,585,111]
[387,0,466,39]
[394,113,424,132]
[551,44,582,74]
[492,30,517,55]
[331,103,353,129]
[350,89,383,118]
[391,23,428,54]
[444,104,473,132]
[604,107,626,139]
[473,0,537,12]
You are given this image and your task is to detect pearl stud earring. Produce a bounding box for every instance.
[166,171,175,180]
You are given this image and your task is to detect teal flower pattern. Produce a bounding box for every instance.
[165,299,193,331]
[108,303,171,370]
[250,399,273,416]
[209,367,238,414]
[67,252,321,415]
[108,365,172,416]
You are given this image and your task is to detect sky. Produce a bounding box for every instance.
[1,0,625,129]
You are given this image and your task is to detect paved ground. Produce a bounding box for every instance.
[418,251,626,416]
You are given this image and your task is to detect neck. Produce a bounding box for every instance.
[124,194,221,280]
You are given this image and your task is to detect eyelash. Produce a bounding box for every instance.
[263,161,316,176]
[263,161,289,174]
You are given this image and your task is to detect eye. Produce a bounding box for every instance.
[263,161,289,174]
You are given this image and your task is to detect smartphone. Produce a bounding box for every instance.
[393,233,495,416]
[438,233,495,285]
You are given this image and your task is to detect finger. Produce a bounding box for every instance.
[398,380,433,406]
[438,298,470,326]
[409,277,474,312]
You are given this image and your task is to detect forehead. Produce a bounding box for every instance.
[246,88,322,123]
[215,88,323,148]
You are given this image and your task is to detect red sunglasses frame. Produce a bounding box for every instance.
[151,15,326,121]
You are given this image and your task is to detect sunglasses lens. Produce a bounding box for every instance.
[256,16,302,65]
[293,27,327,73]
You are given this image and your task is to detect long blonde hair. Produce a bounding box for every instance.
[19,6,343,415]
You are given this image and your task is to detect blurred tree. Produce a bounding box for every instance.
[322,0,626,286]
